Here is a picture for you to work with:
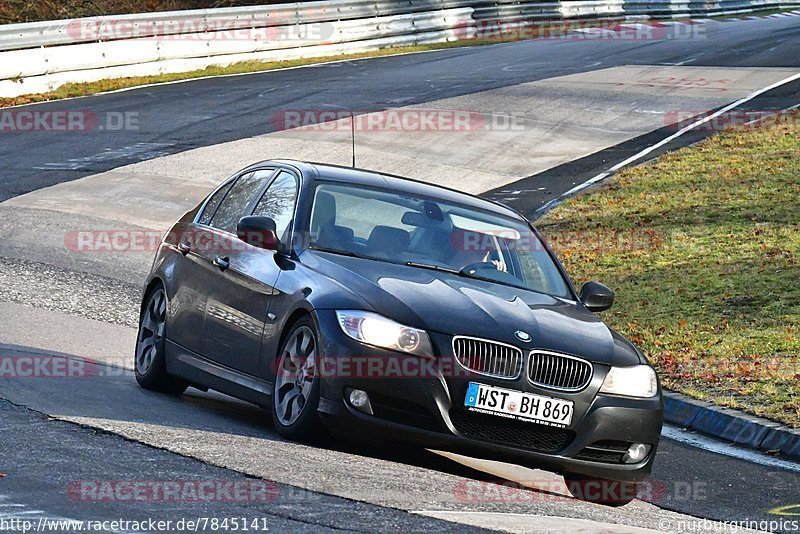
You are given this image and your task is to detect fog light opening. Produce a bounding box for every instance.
[623,443,651,464]
[347,388,373,415]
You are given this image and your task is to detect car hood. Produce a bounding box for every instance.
[303,251,642,366]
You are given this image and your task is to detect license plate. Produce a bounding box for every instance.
[464,382,574,427]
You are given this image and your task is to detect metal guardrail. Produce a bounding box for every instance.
[1,0,799,98]
[0,8,472,78]
[0,1,459,51]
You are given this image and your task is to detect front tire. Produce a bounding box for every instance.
[271,317,323,440]
[134,286,187,395]
[563,474,642,507]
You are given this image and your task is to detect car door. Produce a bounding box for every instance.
[165,177,235,357]
[202,169,300,377]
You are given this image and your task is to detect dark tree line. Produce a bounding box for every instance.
[0,1,312,25]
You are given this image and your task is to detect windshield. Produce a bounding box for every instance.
[308,183,572,298]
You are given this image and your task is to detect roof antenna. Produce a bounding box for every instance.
[350,111,356,168]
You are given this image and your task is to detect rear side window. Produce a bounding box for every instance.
[209,170,274,233]
[252,171,298,243]
[198,180,234,225]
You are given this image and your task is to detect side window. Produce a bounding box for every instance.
[209,170,274,233]
[198,180,234,225]
[252,171,298,243]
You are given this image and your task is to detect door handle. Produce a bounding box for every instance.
[213,256,230,271]
[177,241,191,255]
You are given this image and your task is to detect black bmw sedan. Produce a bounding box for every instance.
[135,159,663,505]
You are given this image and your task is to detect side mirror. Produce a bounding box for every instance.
[237,216,279,250]
[580,281,614,312]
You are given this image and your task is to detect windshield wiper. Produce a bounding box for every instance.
[309,246,390,263]
[405,261,460,274]
[458,265,529,291]
[309,246,364,259]
[408,260,527,291]
[310,245,351,255]
[311,249,468,276]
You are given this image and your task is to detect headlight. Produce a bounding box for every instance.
[599,365,658,398]
[336,310,434,358]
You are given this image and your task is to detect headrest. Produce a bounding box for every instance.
[367,225,410,255]
[312,192,337,233]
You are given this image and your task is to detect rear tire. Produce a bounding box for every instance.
[563,474,642,507]
[271,317,323,441]
[134,286,187,395]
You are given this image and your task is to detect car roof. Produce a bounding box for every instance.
[260,159,524,221]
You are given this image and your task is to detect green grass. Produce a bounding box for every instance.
[538,113,800,427]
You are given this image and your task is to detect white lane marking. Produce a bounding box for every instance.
[672,57,697,66]
[662,425,800,473]
[34,142,174,171]
[414,511,548,516]
[741,103,800,126]
[534,71,800,216]
[0,510,46,517]
[0,495,96,531]
[411,512,664,533]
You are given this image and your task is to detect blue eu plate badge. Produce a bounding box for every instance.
[465,382,479,407]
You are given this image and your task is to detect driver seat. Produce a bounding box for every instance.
[367,226,410,258]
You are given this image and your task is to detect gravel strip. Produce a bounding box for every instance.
[0,256,140,327]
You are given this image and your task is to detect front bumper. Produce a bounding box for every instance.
[313,310,664,482]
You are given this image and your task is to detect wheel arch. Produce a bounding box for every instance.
[140,277,166,320]
[275,307,317,357]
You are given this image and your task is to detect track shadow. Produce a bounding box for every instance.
[0,343,501,484]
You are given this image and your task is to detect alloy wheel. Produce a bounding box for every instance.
[274,326,317,426]
[136,288,166,376]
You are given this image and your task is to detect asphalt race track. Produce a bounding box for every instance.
[1,12,799,534]
[3,14,800,202]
